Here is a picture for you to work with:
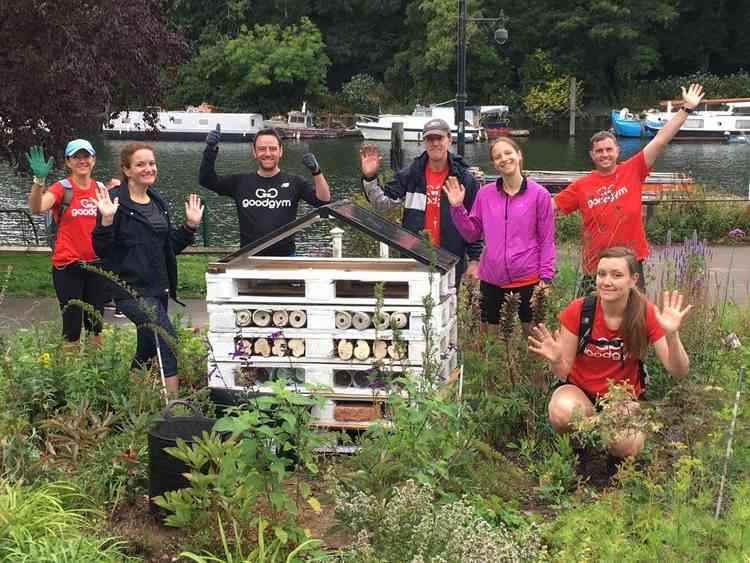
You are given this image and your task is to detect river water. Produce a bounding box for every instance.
[2,134,749,251]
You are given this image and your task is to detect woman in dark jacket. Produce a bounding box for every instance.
[92,142,203,396]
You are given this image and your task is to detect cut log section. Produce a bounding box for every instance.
[271,338,288,356]
[337,339,353,360]
[235,309,252,327]
[288,310,307,328]
[372,339,388,360]
[252,309,271,327]
[387,341,406,360]
[353,371,371,388]
[254,337,271,357]
[272,310,289,327]
[351,311,372,330]
[288,338,305,357]
[390,311,408,329]
[334,370,353,387]
[372,312,391,330]
[236,338,253,356]
[354,339,371,360]
[335,311,353,330]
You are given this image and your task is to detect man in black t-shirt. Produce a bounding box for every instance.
[199,127,331,255]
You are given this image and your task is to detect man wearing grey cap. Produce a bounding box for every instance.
[359,117,481,283]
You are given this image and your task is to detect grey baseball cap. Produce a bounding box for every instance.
[422,118,451,137]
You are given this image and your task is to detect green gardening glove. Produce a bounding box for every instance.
[25,146,54,181]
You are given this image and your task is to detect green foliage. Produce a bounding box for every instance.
[645,196,750,245]
[166,18,330,114]
[334,479,544,562]
[341,74,382,114]
[622,70,750,110]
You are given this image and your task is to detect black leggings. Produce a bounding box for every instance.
[480,280,538,324]
[52,262,108,341]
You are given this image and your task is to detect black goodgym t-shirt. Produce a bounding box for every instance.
[199,151,328,255]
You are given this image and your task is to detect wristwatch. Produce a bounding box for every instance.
[33,176,46,186]
[680,106,695,114]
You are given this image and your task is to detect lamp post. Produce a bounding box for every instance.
[455,2,508,156]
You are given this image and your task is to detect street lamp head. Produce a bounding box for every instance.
[494,26,508,45]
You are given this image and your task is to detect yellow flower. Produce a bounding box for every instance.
[38,352,51,367]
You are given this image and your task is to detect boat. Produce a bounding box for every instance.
[644,97,750,142]
[479,105,511,139]
[610,108,654,138]
[355,104,480,143]
[102,107,264,141]
[264,102,362,140]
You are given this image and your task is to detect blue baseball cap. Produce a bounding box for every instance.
[64,139,96,157]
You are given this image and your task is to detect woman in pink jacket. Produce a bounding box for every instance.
[444,137,555,335]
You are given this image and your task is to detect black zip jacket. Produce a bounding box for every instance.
[92,182,195,302]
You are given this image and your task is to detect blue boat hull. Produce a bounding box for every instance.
[611,110,654,138]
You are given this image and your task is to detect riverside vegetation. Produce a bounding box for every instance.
[1,229,750,561]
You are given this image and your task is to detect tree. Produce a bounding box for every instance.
[0,0,185,168]
[165,18,330,114]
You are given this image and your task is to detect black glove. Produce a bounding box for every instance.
[302,152,321,175]
[206,123,221,149]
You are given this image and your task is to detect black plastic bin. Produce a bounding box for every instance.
[147,400,216,517]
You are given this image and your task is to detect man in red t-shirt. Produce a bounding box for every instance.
[554,83,705,288]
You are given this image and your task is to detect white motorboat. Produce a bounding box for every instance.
[102,108,264,141]
[644,97,750,142]
[355,104,479,143]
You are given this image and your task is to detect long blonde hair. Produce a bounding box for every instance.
[597,246,648,360]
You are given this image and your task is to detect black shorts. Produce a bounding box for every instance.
[550,380,599,407]
[480,280,537,324]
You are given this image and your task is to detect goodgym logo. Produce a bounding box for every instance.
[71,198,98,217]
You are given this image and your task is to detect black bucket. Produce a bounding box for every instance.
[147,400,216,517]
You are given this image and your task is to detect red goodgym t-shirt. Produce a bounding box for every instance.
[554,151,650,273]
[423,163,449,247]
[559,297,665,398]
[47,177,99,267]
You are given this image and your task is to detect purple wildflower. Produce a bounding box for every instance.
[728,228,746,239]
[270,330,284,339]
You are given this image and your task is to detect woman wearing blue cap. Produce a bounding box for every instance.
[26,139,119,352]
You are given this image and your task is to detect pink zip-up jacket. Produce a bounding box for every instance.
[449,177,555,286]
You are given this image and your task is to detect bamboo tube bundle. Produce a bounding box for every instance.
[354,340,371,360]
[288,310,307,328]
[235,309,252,327]
[236,338,253,356]
[254,337,271,357]
[271,338,288,356]
[390,311,408,329]
[387,341,406,360]
[288,338,305,357]
[252,309,271,327]
[335,311,353,330]
[334,370,353,387]
[272,310,289,327]
[352,311,372,330]
[337,339,353,360]
[372,339,388,360]
[372,312,391,330]
[353,370,371,388]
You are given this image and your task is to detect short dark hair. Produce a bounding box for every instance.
[253,128,283,147]
[589,130,617,149]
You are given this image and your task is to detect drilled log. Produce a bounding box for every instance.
[288,338,305,357]
[372,312,391,330]
[334,370,353,387]
[390,312,408,329]
[337,339,353,360]
[335,311,353,330]
[354,339,371,360]
[387,341,406,360]
[288,310,307,328]
[254,337,271,357]
[352,311,372,330]
[372,339,388,360]
[236,338,253,356]
[235,309,252,327]
[272,310,289,327]
[271,338,288,356]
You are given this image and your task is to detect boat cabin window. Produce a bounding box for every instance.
[736,120,750,129]
[733,107,750,116]
[685,119,704,128]
[199,119,209,125]
[121,118,130,124]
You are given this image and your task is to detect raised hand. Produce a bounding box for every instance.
[206,123,221,149]
[25,146,54,180]
[527,323,563,363]
[442,176,466,207]
[360,144,382,178]
[95,184,119,221]
[302,152,321,175]
[185,193,204,228]
[655,290,692,335]
[681,83,705,110]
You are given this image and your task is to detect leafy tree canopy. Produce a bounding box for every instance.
[0,0,184,168]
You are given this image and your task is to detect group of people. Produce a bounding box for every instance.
[27,83,701,458]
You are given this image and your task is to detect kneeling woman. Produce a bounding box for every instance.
[527,246,691,459]
[92,142,204,396]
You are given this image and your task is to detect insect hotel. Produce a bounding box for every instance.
[205,200,459,427]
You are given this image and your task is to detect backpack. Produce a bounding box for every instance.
[576,294,649,393]
[45,178,105,248]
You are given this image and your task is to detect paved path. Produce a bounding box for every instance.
[1,245,748,334]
